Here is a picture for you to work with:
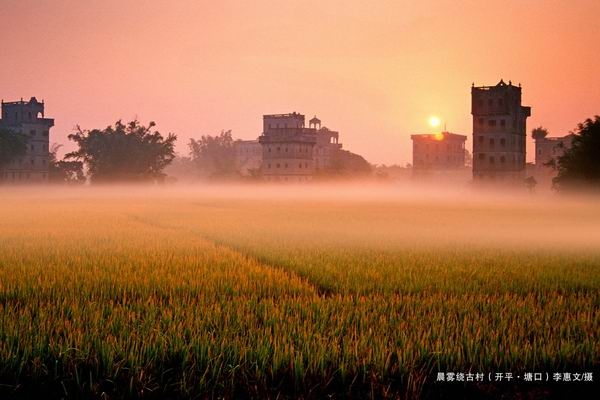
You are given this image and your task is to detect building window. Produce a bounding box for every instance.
[276,163,280,168]
[30,130,36,136]
[30,159,34,165]
[500,156,506,163]
[31,144,35,151]
[478,99,483,106]
[500,119,506,127]
[299,163,302,168]
[500,138,506,146]
[284,163,288,168]
[277,147,280,152]
[489,138,495,148]
[268,163,271,169]
[479,136,484,143]
[499,99,503,106]
[479,153,485,160]
[488,120,496,127]
[489,156,495,164]
[479,118,484,125]
[488,99,493,106]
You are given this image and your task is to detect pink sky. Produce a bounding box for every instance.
[1,0,599,165]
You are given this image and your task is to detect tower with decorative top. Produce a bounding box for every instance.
[0,97,54,183]
[471,80,531,183]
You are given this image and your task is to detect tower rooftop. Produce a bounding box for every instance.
[472,79,521,91]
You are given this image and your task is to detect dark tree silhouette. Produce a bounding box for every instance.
[531,126,549,140]
[48,144,85,184]
[188,130,239,179]
[66,120,176,183]
[317,150,371,179]
[553,116,600,191]
[0,128,27,168]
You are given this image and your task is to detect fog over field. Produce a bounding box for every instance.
[4,182,599,251]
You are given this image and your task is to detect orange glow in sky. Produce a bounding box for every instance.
[1,0,599,165]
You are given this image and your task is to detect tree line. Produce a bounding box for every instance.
[1,116,599,189]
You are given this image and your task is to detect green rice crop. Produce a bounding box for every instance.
[0,187,598,398]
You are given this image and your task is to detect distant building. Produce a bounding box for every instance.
[310,116,342,171]
[532,130,575,183]
[233,139,262,176]
[411,131,467,170]
[254,112,349,182]
[471,80,531,183]
[258,112,317,182]
[0,97,54,183]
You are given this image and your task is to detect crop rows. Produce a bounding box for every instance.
[0,190,598,398]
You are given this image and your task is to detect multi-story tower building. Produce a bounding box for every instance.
[0,97,54,183]
[411,131,467,170]
[471,80,531,182]
[259,112,317,182]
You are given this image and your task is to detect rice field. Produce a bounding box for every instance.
[0,185,599,399]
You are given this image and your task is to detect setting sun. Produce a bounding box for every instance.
[428,116,441,128]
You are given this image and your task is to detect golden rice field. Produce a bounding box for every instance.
[0,185,599,399]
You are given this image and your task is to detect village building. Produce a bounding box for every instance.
[258,113,316,182]
[310,116,342,171]
[233,139,262,176]
[532,130,575,183]
[0,97,53,183]
[259,113,317,182]
[411,131,467,170]
[471,80,531,183]
[257,112,344,182]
